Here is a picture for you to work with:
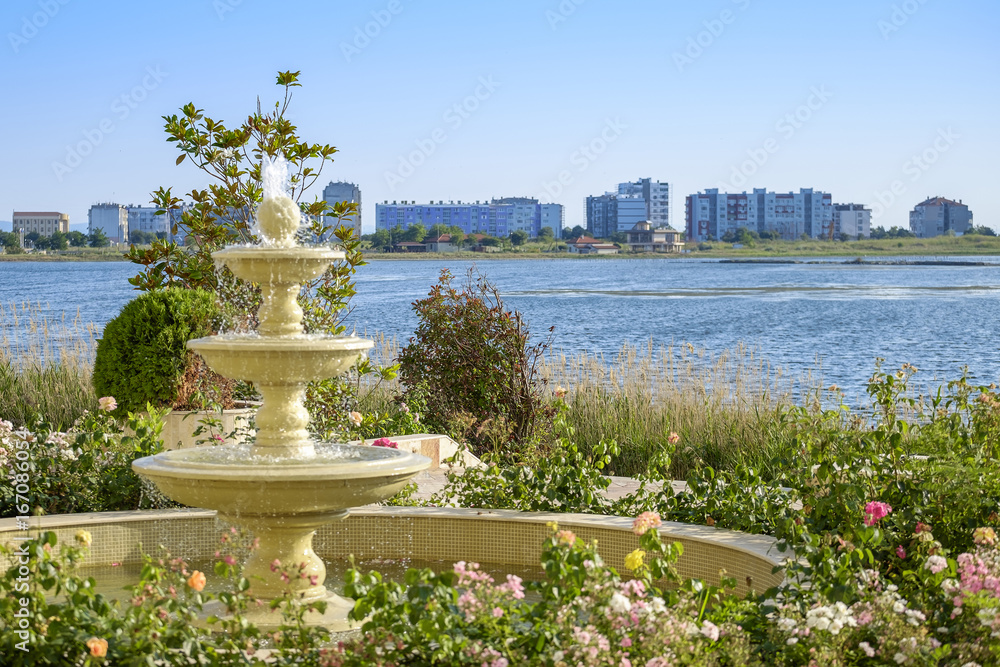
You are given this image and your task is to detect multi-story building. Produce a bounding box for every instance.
[375,198,562,238]
[12,211,69,236]
[617,178,671,229]
[586,178,671,238]
[585,193,646,238]
[88,203,129,244]
[685,188,833,242]
[322,181,362,239]
[833,204,872,239]
[909,197,973,238]
[126,205,171,239]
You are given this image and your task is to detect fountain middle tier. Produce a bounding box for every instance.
[188,334,373,457]
[187,335,373,384]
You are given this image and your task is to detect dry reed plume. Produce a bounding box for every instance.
[541,340,804,478]
[0,301,97,428]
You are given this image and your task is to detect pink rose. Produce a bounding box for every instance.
[863,501,892,526]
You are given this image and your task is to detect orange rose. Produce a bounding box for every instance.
[86,637,108,657]
[187,570,206,592]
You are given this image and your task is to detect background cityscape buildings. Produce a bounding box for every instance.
[685,188,834,242]
[87,203,129,244]
[7,184,975,249]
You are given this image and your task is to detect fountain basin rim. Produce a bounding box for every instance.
[0,506,785,599]
[187,335,374,350]
[132,446,431,482]
[212,246,346,262]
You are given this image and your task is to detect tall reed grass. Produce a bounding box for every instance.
[0,301,97,428]
[360,335,811,478]
[0,303,820,479]
[541,341,809,479]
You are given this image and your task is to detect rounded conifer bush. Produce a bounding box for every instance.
[92,288,233,415]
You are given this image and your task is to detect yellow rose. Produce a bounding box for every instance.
[625,548,645,571]
[75,530,93,547]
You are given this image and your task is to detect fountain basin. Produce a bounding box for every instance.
[0,507,784,600]
[132,444,431,619]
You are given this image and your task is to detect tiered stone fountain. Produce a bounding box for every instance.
[132,159,430,630]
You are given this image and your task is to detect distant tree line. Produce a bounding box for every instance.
[363,223,557,252]
[0,228,168,253]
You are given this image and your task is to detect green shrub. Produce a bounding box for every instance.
[92,288,233,415]
[398,268,553,461]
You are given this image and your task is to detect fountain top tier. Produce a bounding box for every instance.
[185,158,374,455]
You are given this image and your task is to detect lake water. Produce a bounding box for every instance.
[2,257,998,398]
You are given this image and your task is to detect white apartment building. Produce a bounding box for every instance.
[685,188,833,242]
[909,197,973,238]
[539,203,564,236]
[12,211,69,236]
[834,204,872,239]
[88,203,129,244]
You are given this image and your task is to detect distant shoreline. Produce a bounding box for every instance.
[3,235,1000,262]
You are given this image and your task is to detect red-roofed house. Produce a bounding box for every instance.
[424,234,457,252]
[566,236,619,255]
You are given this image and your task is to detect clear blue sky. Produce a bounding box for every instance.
[1,0,997,234]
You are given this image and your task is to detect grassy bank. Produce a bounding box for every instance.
[683,233,1000,257]
[0,247,127,261]
[4,233,1000,262]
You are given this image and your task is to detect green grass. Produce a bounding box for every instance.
[688,233,1000,258]
[0,247,126,262]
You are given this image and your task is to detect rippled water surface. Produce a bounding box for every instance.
[2,257,998,396]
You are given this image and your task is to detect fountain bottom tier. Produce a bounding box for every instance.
[132,443,430,630]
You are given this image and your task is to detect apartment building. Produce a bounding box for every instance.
[586,194,646,238]
[617,178,671,228]
[586,178,671,238]
[322,181,362,239]
[833,204,872,239]
[685,188,833,242]
[375,198,563,238]
[909,197,973,238]
[12,211,69,236]
[88,203,129,244]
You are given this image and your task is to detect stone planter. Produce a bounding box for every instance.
[159,401,258,451]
